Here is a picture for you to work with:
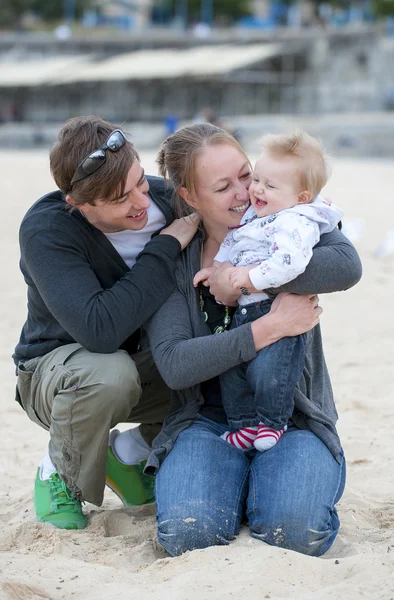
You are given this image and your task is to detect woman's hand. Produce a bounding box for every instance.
[251,292,322,351]
[160,213,200,250]
[207,262,240,306]
[193,266,217,287]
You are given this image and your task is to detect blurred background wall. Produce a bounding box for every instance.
[1,0,394,155]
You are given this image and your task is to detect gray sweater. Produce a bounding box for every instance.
[144,227,362,474]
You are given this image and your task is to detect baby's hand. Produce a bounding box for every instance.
[228,265,256,290]
[193,266,216,287]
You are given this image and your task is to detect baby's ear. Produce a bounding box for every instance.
[297,190,312,205]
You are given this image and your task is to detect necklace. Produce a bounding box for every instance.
[199,240,232,334]
[198,288,232,333]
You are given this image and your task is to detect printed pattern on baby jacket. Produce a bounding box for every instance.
[215,196,344,291]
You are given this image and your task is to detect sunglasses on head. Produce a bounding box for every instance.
[68,129,126,190]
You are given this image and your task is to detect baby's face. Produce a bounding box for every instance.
[249,152,302,218]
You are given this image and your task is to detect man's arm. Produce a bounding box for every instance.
[22,229,181,353]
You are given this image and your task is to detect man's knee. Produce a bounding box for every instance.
[94,350,140,396]
[67,350,141,417]
[157,504,236,557]
[249,508,339,557]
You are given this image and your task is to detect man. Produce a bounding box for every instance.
[13,115,198,530]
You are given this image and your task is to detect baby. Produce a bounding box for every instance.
[194,131,343,452]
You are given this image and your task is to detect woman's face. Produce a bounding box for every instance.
[192,143,252,230]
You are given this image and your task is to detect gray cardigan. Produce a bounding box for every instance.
[144,227,362,474]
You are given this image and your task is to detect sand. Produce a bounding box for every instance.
[0,149,393,600]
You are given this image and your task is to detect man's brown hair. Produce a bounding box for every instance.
[50,115,139,206]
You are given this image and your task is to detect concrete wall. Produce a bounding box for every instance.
[1,28,393,124]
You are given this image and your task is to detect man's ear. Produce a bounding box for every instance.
[179,186,197,209]
[66,194,90,213]
[297,190,312,205]
[65,194,76,207]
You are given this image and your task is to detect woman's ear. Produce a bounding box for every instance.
[179,186,198,209]
[297,190,312,205]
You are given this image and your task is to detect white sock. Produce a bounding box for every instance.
[111,427,151,465]
[39,454,57,480]
[254,423,287,452]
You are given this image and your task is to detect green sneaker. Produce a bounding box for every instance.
[34,469,87,530]
[106,446,155,506]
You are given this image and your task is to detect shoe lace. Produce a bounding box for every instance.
[49,473,78,508]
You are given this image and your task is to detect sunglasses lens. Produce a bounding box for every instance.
[106,130,126,151]
[81,149,106,175]
[68,130,126,189]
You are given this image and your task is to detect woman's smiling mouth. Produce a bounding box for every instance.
[230,201,250,213]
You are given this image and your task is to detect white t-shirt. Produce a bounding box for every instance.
[104,199,166,269]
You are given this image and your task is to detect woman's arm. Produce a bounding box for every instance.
[145,290,321,390]
[208,228,362,302]
[268,228,362,295]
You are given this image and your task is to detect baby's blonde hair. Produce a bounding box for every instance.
[259,131,330,200]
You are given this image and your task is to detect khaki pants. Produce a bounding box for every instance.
[16,343,170,506]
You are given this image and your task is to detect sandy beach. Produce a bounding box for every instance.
[0,149,393,600]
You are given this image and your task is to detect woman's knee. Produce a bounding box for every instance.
[157,504,237,557]
[249,507,340,557]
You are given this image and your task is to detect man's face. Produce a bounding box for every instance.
[75,161,150,233]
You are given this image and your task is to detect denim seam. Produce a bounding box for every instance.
[228,464,250,537]
[314,453,345,556]
[247,460,257,526]
[330,453,345,508]
[269,336,296,420]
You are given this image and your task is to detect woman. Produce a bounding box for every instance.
[144,124,362,557]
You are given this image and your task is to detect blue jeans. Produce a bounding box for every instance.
[155,416,346,557]
[220,300,306,429]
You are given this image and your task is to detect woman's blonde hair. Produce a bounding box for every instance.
[157,123,249,216]
[259,131,330,200]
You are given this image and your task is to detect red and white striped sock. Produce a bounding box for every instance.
[221,427,258,450]
[254,423,287,452]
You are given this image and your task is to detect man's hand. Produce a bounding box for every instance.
[160,213,200,250]
[228,265,256,291]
